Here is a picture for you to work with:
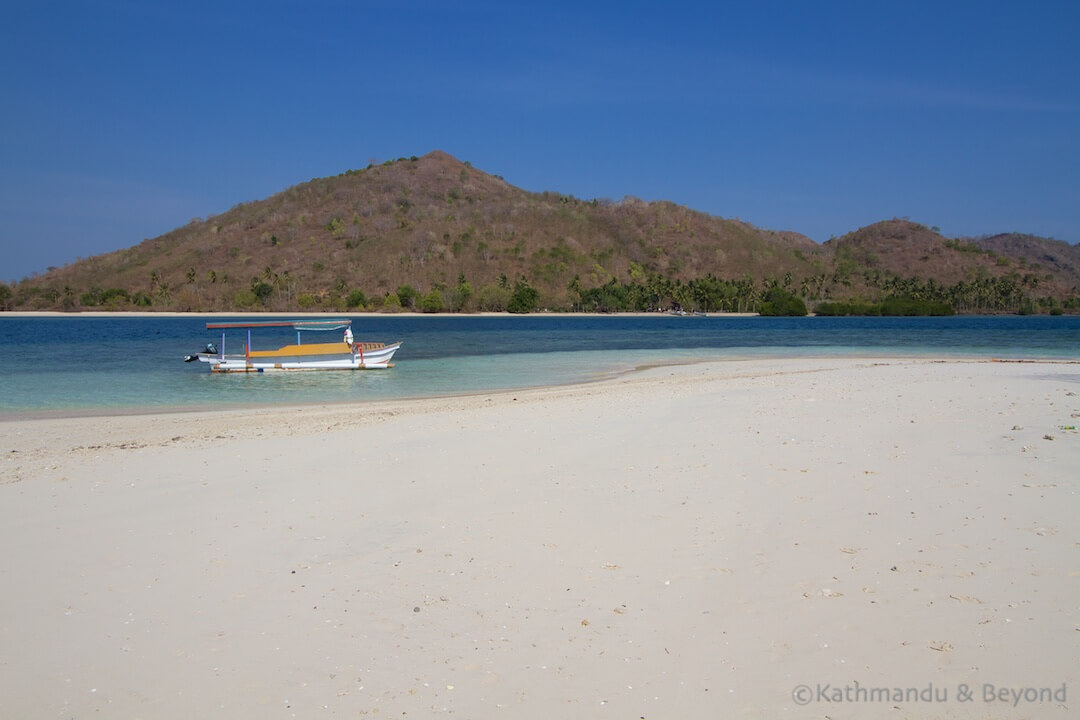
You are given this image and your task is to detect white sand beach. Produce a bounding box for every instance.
[1,358,1077,719]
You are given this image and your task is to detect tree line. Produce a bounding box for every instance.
[1,267,1076,315]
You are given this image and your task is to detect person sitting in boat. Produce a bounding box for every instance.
[344,326,354,346]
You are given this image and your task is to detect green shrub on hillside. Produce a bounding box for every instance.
[396,285,418,310]
[507,280,540,313]
[346,289,367,309]
[758,287,807,316]
[233,289,259,309]
[475,283,510,311]
[381,292,403,312]
[421,289,445,313]
[252,282,274,305]
[815,296,954,316]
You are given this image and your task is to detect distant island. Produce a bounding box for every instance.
[4,151,1078,315]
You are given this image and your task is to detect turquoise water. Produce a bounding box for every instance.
[1,315,1077,415]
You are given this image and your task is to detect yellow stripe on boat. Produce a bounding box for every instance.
[246,342,387,358]
[247,342,350,358]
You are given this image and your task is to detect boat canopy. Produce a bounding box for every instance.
[205,320,351,331]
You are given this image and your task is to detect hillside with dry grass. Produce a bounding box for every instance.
[5,151,1078,313]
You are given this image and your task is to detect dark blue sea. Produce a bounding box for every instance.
[1,314,1077,416]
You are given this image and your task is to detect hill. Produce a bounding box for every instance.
[822,221,1079,312]
[972,233,1080,288]
[4,151,1078,313]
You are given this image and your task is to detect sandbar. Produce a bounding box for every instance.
[1,357,1076,718]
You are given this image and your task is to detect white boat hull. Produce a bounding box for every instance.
[196,341,401,373]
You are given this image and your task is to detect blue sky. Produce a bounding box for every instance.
[2,0,1078,282]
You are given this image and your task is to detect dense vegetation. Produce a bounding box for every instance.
[758,287,808,316]
[815,297,955,316]
[6,151,1079,314]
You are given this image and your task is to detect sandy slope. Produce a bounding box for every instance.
[1,358,1077,719]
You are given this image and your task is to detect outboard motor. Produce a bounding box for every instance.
[184,342,218,362]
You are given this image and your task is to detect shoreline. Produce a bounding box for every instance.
[4,353,1079,423]
[3,353,1078,454]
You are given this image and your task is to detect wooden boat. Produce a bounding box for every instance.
[185,320,401,373]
